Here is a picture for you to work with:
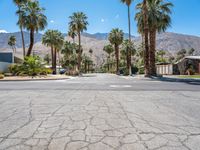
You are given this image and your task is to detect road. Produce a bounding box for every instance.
[0,74,200,150]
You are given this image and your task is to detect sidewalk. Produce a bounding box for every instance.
[0,75,73,82]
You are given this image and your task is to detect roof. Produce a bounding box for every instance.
[184,56,200,60]
[175,55,200,64]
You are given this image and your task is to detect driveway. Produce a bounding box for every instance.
[0,74,200,150]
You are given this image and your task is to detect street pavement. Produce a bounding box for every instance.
[0,74,200,150]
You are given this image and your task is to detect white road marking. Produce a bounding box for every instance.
[110,85,132,88]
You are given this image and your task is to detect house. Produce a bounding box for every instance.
[175,56,200,75]
[156,56,200,75]
[0,52,14,73]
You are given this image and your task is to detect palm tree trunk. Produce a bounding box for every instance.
[18,6,26,59]
[149,28,157,76]
[78,32,81,72]
[108,56,110,72]
[53,48,57,74]
[58,51,61,73]
[127,5,132,75]
[26,29,34,56]
[20,27,26,59]
[88,63,90,73]
[51,45,54,72]
[143,0,150,76]
[115,44,119,74]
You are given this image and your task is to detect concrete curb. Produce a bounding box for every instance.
[0,77,70,82]
[150,76,200,83]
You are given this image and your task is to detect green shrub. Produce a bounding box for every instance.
[40,68,52,75]
[138,67,145,74]
[9,56,47,77]
[9,64,20,75]
[0,74,4,79]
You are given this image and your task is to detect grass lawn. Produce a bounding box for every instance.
[179,75,200,79]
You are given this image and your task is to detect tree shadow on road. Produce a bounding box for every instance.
[149,76,200,86]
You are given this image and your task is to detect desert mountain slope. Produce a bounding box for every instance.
[0,32,200,65]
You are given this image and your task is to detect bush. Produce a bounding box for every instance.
[9,64,20,75]
[40,68,52,75]
[138,67,145,74]
[9,56,48,76]
[0,74,4,79]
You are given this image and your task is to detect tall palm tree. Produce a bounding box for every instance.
[135,0,150,76]
[42,30,56,71]
[13,0,29,58]
[19,0,47,56]
[136,0,173,76]
[8,36,17,53]
[108,28,124,74]
[120,0,134,75]
[69,12,88,73]
[148,0,173,75]
[52,31,64,74]
[103,44,114,72]
[143,0,150,76]
[42,30,64,74]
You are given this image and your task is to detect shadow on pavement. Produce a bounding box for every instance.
[149,76,200,86]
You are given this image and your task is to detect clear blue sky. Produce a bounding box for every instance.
[0,0,200,36]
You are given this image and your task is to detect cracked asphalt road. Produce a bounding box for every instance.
[0,74,200,150]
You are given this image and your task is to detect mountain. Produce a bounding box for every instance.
[0,32,42,49]
[0,31,200,65]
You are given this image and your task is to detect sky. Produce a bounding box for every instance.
[0,0,200,36]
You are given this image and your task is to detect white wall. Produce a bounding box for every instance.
[0,62,11,73]
[156,64,173,75]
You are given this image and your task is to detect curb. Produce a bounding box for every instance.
[0,77,69,82]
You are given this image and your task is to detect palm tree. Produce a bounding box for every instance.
[68,27,77,43]
[53,31,64,74]
[8,36,17,53]
[103,44,114,72]
[120,0,134,75]
[135,0,150,76]
[13,0,29,59]
[143,0,150,76]
[42,30,64,74]
[136,0,173,76]
[69,12,88,73]
[121,40,135,64]
[61,41,74,60]
[108,28,124,74]
[148,0,173,75]
[19,0,47,56]
[42,30,56,71]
